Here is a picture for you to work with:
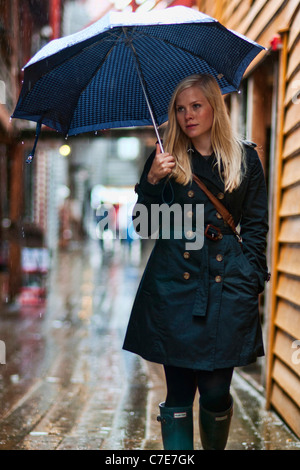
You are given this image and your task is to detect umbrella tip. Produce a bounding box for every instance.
[25,121,42,164]
[26,153,34,164]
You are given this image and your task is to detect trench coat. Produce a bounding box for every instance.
[122,143,269,370]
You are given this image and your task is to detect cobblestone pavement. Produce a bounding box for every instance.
[0,240,299,451]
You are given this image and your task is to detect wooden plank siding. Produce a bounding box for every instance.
[274,1,300,438]
[196,0,300,438]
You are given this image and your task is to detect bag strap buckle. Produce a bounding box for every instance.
[205,224,222,241]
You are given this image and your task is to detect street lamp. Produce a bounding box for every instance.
[59,144,71,157]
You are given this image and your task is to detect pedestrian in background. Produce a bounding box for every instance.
[123,74,269,450]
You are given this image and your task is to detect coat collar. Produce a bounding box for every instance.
[189,147,225,192]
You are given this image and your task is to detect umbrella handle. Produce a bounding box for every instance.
[123,28,164,153]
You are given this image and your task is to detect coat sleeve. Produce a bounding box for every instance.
[132,150,171,238]
[135,150,165,204]
[240,149,269,293]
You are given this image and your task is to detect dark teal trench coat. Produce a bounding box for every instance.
[123,143,269,370]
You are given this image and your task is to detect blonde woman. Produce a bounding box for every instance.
[123,74,269,450]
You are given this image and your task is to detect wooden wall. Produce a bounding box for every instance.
[197,0,300,438]
[270,3,300,438]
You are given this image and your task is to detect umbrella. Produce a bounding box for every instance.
[12,6,265,161]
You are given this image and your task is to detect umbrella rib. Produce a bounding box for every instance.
[21,31,122,134]
[129,28,237,90]
[64,34,123,135]
[26,31,121,86]
[122,27,164,152]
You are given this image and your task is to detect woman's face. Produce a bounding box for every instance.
[175,85,214,145]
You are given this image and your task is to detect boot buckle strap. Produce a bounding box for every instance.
[157,416,166,423]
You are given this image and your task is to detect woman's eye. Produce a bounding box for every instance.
[193,103,201,109]
[176,107,184,112]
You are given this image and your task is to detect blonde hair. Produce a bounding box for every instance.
[164,74,246,192]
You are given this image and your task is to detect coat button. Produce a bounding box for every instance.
[186,210,193,218]
[187,190,195,198]
[216,254,223,262]
[183,272,190,280]
[215,275,222,283]
[185,230,194,239]
[217,192,224,200]
[216,212,222,219]
[183,251,190,259]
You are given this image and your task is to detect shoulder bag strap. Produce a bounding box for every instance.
[192,173,242,243]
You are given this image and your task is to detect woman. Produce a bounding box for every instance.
[123,74,269,450]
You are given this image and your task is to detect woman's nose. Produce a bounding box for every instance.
[185,108,193,120]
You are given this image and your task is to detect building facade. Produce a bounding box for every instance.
[0,0,65,302]
[1,0,299,439]
[196,0,300,439]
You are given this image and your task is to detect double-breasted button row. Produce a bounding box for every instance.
[216,209,227,226]
[183,248,191,279]
[183,258,222,281]
[187,188,223,201]
[215,251,223,281]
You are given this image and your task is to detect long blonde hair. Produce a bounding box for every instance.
[164,74,246,192]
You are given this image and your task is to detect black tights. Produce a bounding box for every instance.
[164,365,233,413]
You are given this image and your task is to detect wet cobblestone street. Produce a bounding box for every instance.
[0,240,299,451]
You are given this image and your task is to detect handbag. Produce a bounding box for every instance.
[192,173,242,244]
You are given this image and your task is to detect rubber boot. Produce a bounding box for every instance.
[157,402,194,450]
[199,396,233,450]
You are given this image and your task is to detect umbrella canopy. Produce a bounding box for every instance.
[12,6,265,159]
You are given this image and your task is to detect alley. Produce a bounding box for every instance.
[0,240,299,451]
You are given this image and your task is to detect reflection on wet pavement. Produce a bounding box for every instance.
[0,240,299,450]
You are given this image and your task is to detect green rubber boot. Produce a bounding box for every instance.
[157,402,194,450]
[199,396,233,450]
